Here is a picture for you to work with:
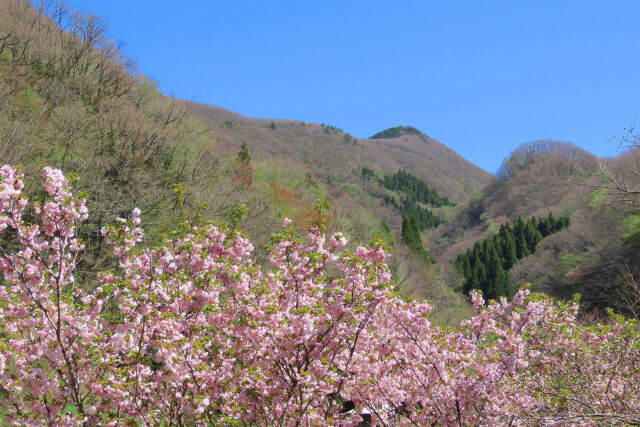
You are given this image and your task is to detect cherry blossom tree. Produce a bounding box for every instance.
[98,204,394,425]
[356,291,640,425]
[0,165,110,424]
[0,165,638,426]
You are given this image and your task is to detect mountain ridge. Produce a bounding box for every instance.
[187,102,493,204]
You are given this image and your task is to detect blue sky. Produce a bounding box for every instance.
[69,0,639,173]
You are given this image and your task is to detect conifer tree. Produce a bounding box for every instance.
[456,212,570,300]
[237,141,251,163]
[493,266,512,299]
[402,216,430,263]
[502,232,518,269]
[547,211,556,232]
[516,229,529,259]
[558,214,570,230]
[524,222,543,252]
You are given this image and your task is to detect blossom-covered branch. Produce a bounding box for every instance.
[0,166,638,426]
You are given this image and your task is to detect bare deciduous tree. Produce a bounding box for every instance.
[615,264,640,321]
[597,126,640,212]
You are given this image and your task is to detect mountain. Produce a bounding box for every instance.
[186,103,495,323]
[187,103,492,205]
[428,138,640,314]
[0,0,487,324]
[1,0,638,324]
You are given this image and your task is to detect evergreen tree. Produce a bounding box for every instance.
[502,232,518,269]
[476,263,487,291]
[402,216,430,263]
[464,270,479,294]
[558,214,570,230]
[514,216,525,235]
[361,167,375,180]
[493,266,512,300]
[515,229,529,259]
[456,212,570,301]
[237,142,251,163]
[547,211,557,232]
[462,255,471,279]
[538,217,551,236]
[524,222,543,252]
[482,239,491,264]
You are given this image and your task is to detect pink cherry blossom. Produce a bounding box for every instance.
[0,165,638,426]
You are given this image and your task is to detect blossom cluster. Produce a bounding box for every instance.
[0,166,638,426]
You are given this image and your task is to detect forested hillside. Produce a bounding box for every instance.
[0,0,484,324]
[429,138,640,316]
[456,212,570,300]
[0,0,232,280]
[1,2,639,425]
[2,0,639,321]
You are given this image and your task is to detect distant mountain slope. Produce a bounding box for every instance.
[482,140,598,218]
[366,133,490,200]
[188,103,492,204]
[429,139,640,314]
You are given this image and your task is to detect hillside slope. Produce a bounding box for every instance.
[188,103,492,205]
[3,0,637,322]
[187,103,494,323]
[0,0,477,324]
[429,139,640,314]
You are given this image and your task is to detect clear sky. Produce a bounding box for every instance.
[68,0,640,173]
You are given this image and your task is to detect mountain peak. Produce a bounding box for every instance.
[370,126,426,140]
